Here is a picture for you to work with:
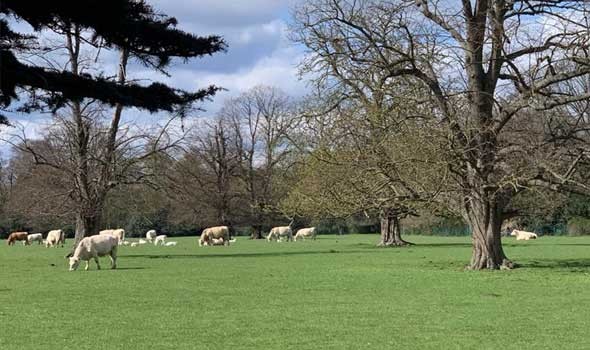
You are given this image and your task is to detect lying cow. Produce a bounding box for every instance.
[7,232,29,246]
[210,238,225,246]
[510,229,538,241]
[68,235,118,271]
[154,235,167,246]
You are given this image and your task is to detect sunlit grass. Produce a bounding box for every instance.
[1,234,590,349]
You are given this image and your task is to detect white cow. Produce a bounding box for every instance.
[199,226,230,246]
[146,230,157,243]
[210,238,225,246]
[130,242,139,247]
[154,235,167,246]
[267,225,293,242]
[294,227,317,241]
[510,230,538,241]
[27,233,43,245]
[99,229,125,244]
[164,241,177,247]
[138,239,148,245]
[68,235,118,271]
[46,229,65,248]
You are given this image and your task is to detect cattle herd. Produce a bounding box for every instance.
[5,224,537,271]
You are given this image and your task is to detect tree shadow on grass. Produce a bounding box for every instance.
[547,243,590,247]
[414,243,472,248]
[522,259,590,269]
[121,250,369,260]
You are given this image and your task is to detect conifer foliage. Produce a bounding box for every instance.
[0,0,226,120]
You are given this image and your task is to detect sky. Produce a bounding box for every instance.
[1,0,309,146]
[141,0,308,107]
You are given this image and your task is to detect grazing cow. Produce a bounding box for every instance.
[45,229,65,248]
[138,239,148,245]
[199,226,230,246]
[146,230,157,243]
[7,232,29,246]
[294,227,317,241]
[164,241,177,247]
[267,225,293,242]
[27,233,43,245]
[68,235,118,271]
[99,229,125,244]
[510,230,538,241]
[154,235,167,246]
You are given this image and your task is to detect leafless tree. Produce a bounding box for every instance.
[222,86,298,238]
[4,23,185,252]
[293,0,590,269]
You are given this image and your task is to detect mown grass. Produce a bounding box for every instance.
[1,234,590,349]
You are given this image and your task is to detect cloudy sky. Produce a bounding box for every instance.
[142,0,308,107]
[3,0,309,143]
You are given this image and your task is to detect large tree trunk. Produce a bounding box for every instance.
[66,201,104,257]
[378,209,411,247]
[465,193,514,270]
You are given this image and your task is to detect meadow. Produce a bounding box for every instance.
[1,234,590,350]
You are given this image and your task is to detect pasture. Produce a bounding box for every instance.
[1,234,590,349]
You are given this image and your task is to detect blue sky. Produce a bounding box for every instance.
[1,1,308,144]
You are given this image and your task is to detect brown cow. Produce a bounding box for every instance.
[7,232,29,246]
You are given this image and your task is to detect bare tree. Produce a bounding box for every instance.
[283,97,445,246]
[293,0,590,269]
[5,23,185,252]
[169,116,242,227]
[222,86,297,238]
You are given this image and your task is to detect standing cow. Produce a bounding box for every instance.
[46,229,65,248]
[7,232,29,246]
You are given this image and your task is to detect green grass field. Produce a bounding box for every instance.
[1,234,590,349]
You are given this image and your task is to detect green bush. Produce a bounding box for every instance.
[567,217,590,236]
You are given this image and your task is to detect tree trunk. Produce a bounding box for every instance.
[66,208,102,257]
[378,209,411,247]
[250,225,264,239]
[465,196,514,270]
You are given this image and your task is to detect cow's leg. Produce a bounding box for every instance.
[94,256,101,270]
[109,253,117,269]
[85,261,90,271]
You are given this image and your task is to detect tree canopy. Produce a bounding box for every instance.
[0,0,226,121]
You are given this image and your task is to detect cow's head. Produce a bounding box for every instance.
[68,257,81,271]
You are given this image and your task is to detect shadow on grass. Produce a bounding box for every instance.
[121,250,372,260]
[547,243,590,247]
[115,267,147,270]
[522,259,590,269]
[414,243,472,248]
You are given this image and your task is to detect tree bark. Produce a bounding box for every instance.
[465,193,514,270]
[250,225,264,239]
[378,209,411,247]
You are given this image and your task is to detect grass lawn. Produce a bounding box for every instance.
[1,234,590,349]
